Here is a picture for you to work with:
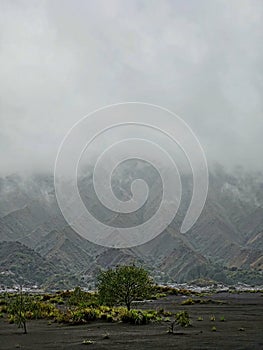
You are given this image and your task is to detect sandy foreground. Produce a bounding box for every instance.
[1,292,263,350]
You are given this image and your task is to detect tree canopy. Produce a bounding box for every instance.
[97,265,154,310]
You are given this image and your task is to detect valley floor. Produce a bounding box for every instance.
[1,292,263,350]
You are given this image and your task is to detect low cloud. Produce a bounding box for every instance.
[0,0,262,175]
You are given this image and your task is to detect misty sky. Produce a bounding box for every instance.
[0,0,262,176]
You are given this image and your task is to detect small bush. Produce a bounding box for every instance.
[72,308,98,324]
[175,311,190,327]
[154,293,167,299]
[121,309,146,324]
[178,289,192,296]
[168,311,191,334]
[68,287,98,307]
[120,309,159,325]
[0,305,8,313]
[181,298,195,305]
[157,308,172,317]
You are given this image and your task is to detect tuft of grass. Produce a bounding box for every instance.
[220,315,225,322]
[82,339,94,345]
[197,316,203,321]
[211,326,217,332]
[210,315,216,322]
[181,298,195,305]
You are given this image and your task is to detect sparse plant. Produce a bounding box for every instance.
[168,310,190,334]
[220,315,225,322]
[176,310,191,327]
[210,314,216,321]
[197,316,203,321]
[157,308,172,317]
[181,298,195,305]
[82,339,94,344]
[102,332,110,339]
[211,326,217,332]
[162,310,172,317]
[154,293,167,299]
[157,307,164,314]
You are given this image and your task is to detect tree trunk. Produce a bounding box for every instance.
[23,321,27,334]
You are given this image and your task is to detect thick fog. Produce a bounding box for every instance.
[0,0,262,176]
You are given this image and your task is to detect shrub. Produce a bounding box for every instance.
[157,308,172,316]
[168,310,191,334]
[0,299,8,306]
[162,310,172,317]
[49,297,64,305]
[154,293,167,299]
[181,298,195,305]
[120,309,159,325]
[0,305,8,313]
[210,315,216,322]
[178,289,192,296]
[68,287,98,307]
[175,311,190,327]
[55,310,72,323]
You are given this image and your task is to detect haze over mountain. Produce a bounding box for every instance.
[0,163,262,289]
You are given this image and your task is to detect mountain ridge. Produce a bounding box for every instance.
[0,165,262,287]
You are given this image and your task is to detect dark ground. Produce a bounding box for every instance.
[1,292,263,350]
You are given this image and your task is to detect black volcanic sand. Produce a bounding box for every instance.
[1,292,263,350]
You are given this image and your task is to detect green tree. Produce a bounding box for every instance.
[97,265,154,310]
[8,287,31,334]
